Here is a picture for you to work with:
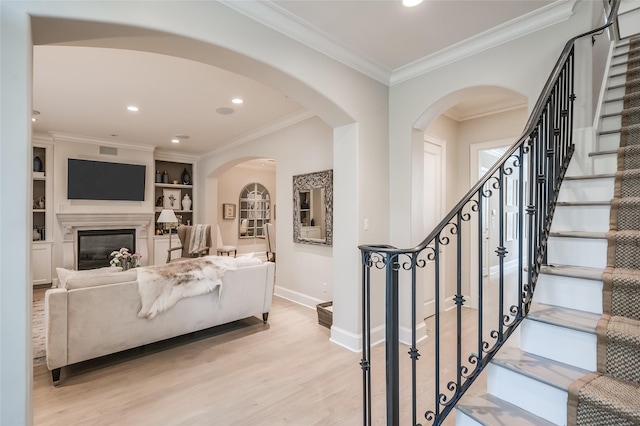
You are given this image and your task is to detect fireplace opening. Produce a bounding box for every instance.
[77,229,135,270]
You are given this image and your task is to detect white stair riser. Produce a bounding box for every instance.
[487,364,568,425]
[520,320,597,371]
[592,153,618,175]
[600,114,621,132]
[606,86,625,100]
[455,411,482,426]
[547,237,608,269]
[602,100,623,116]
[598,132,621,150]
[557,178,614,202]
[551,205,610,232]
[535,274,603,314]
[610,62,628,74]
[619,7,640,39]
[609,74,627,87]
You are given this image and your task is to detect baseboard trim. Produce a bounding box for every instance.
[273,285,326,310]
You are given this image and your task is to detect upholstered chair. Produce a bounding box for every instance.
[264,222,276,262]
[216,224,237,257]
[167,224,212,263]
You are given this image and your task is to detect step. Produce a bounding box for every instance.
[609,72,627,87]
[456,393,555,426]
[606,85,626,100]
[599,112,622,132]
[589,150,618,174]
[558,174,614,202]
[602,98,624,116]
[487,347,590,425]
[535,265,603,314]
[521,303,599,371]
[546,232,608,269]
[551,201,610,233]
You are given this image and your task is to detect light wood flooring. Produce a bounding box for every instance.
[33,292,500,425]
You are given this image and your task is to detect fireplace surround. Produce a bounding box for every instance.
[77,229,136,270]
[57,213,153,271]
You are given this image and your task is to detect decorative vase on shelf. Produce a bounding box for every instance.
[182,194,192,211]
[155,170,162,183]
[33,156,43,172]
[162,171,169,184]
[181,168,191,185]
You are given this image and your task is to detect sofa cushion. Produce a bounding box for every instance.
[56,267,137,290]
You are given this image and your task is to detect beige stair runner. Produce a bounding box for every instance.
[567,38,640,426]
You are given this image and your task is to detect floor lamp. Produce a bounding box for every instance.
[157,209,178,263]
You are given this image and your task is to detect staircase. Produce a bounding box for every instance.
[456,38,640,426]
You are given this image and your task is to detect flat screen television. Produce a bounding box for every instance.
[67,159,146,201]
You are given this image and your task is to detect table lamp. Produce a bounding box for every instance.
[157,209,179,259]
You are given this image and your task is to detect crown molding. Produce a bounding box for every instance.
[220,0,577,87]
[202,108,315,159]
[218,0,391,84]
[390,0,577,85]
[48,131,156,152]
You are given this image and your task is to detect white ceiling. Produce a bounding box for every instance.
[32,0,559,156]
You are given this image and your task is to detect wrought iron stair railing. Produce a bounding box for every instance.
[358,1,620,425]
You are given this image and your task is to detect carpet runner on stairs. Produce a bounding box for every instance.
[567,37,640,426]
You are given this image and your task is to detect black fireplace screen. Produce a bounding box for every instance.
[77,229,135,270]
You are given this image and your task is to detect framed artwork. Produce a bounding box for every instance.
[223,203,236,219]
[163,188,181,210]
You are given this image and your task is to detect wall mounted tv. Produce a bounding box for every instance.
[67,159,146,201]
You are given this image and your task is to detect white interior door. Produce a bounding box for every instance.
[423,138,444,319]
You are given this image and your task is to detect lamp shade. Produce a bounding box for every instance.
[157,209,178,224]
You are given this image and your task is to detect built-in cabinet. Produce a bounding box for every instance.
[31,139,53,285]
[239,183,270,238]
[152,235,182,265]
[153,158,196,233]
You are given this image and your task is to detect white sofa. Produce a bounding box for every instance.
[45,256,275,385]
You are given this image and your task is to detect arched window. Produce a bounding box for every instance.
[238,183,270,238]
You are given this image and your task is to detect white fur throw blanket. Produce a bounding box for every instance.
[136,256,238,319]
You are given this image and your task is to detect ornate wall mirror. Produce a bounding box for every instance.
[293,169,333,246]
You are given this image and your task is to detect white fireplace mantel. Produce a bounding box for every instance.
[57,212,154,269]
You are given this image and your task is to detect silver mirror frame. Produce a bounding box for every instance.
[293,169,333,246]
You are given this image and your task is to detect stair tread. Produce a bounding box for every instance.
[556,200,610,206]
[540,264,604,280]
[493,347,589,391]
[458,393,555,426]
[588,149,618,156]
[528,302,600,334]
[549,231,607,239]
[564,173,615,180]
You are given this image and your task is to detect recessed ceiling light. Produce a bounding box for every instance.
[32,110,40,122]
[127,106,140,112]
[216,107,234,115]
[171,139,180,144]
[232,98,244,105]
[402,0,423,6]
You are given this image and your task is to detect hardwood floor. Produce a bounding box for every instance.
[33,293,495,425]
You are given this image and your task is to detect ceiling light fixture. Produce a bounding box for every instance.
[402,0,423,6]
[171,139,180,144]
[216,107,234,115]
[171,134,190,144]
[127,106,140,112]
[232,98,244,104]
[32,110,40,122]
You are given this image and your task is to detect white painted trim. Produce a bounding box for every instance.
[390,1,577,85]
[274,285,325,310]
[220,0,577,86]
[592,41,616,131]
[49,131,156,152]
[202,108,315,159]
[399,321,428,346]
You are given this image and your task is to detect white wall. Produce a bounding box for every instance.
[217,164,276,256]
[201,116,335,308]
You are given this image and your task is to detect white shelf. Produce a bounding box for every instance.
[154,183,193,189]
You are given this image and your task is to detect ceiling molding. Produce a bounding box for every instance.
[220,0,577,87]
[218,0,392,84]
[444,102,528,122]
[390,0,577,85]
[48,131,156,152]
[202,108,316,159]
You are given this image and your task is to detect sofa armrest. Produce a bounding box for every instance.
[45,288,68,371]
